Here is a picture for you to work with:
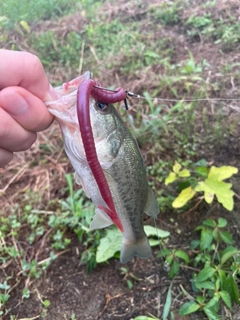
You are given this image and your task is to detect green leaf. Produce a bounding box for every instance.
[223,275,239,303]
[169,260,179,279]
[196,295,206,304]
[22,287,30,299]
[214,183,235,211]
[175,250,190,263]
[179,301,200,315]
[162,282,173,320]
[205,296,219,310]
[195,166,237,210]
[203,307,220,320]
[144,225,170,238]
[0,293,10,303]
[194,281,215,290]
[172,186,196,208]
[219,291,231,309]
[0,281,10,291]
[200,227,213,250]
[96,228,122,263]
[126,280,133,290]
[173,162,182,174]
[149,239,161,247]
[221,246,239,265]
[208,166,238,181]
[195,166,208,177]
[202,219,216,228]
[190,239,200,249]
[217,269,226,284]
[43,299,51,307]
[178,169,191,178]
[194,159,207,167]
[217,217,227,228]
[196,266,216,282]
[195,181,214,203]
[219,231,233,244]
[157,248,171,258]
[165,172,177,185]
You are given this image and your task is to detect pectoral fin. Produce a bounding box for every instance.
[144,187,159,219]
[90,207,113,230]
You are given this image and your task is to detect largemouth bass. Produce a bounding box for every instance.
[46,72,159,263]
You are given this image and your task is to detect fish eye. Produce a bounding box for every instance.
[96,101,108,111]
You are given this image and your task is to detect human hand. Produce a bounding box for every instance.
[0,49,56,168]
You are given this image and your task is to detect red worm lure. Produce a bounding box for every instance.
[76,79,127,232]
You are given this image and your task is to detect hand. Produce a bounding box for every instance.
[0,50,55,168]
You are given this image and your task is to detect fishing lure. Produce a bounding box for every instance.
[77,79,127,231]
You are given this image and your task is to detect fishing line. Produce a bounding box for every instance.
[126,92,240,103]
[93,85,240,109]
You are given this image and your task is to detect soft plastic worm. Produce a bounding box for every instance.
[91,85,126,103]
[77,79,126,231]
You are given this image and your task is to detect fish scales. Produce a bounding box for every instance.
[108,129,149,241]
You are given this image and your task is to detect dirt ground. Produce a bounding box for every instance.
[6,198,240,320]
[1,0,240,319]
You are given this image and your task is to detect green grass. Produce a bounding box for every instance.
[0,0,78,26]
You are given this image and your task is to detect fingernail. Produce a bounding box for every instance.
[44,84,59,101]
[2,92,29,116]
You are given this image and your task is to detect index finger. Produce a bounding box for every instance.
[0,49,54,101]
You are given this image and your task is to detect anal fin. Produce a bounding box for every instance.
[90,207,113,230]
[144,187,160,219]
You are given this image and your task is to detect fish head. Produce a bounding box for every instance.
[89,98,126,166]
[45,72,124,166]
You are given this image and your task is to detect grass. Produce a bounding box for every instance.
[1,0,240,318]
[0,0,78,26]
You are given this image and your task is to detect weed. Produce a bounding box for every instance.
[0,0,78,28]
[182,218,239,318]
[149,2,180,25]
[0,281,10,316]
[120,267,140,290]
[158,217,240,319]
[29,30,83,72]
[0,174,99,314]
[186,10,240,48]
[165,161,238,211]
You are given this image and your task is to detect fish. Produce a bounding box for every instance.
[46,71,159,263]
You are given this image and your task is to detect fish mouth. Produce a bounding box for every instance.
[45,71,91,112]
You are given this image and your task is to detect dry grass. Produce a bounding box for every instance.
[0,121,69,217]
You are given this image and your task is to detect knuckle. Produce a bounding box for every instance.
[30,54,42,72]
[24,53,44,80]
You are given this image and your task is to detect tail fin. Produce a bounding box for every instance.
[120,237,152,264]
